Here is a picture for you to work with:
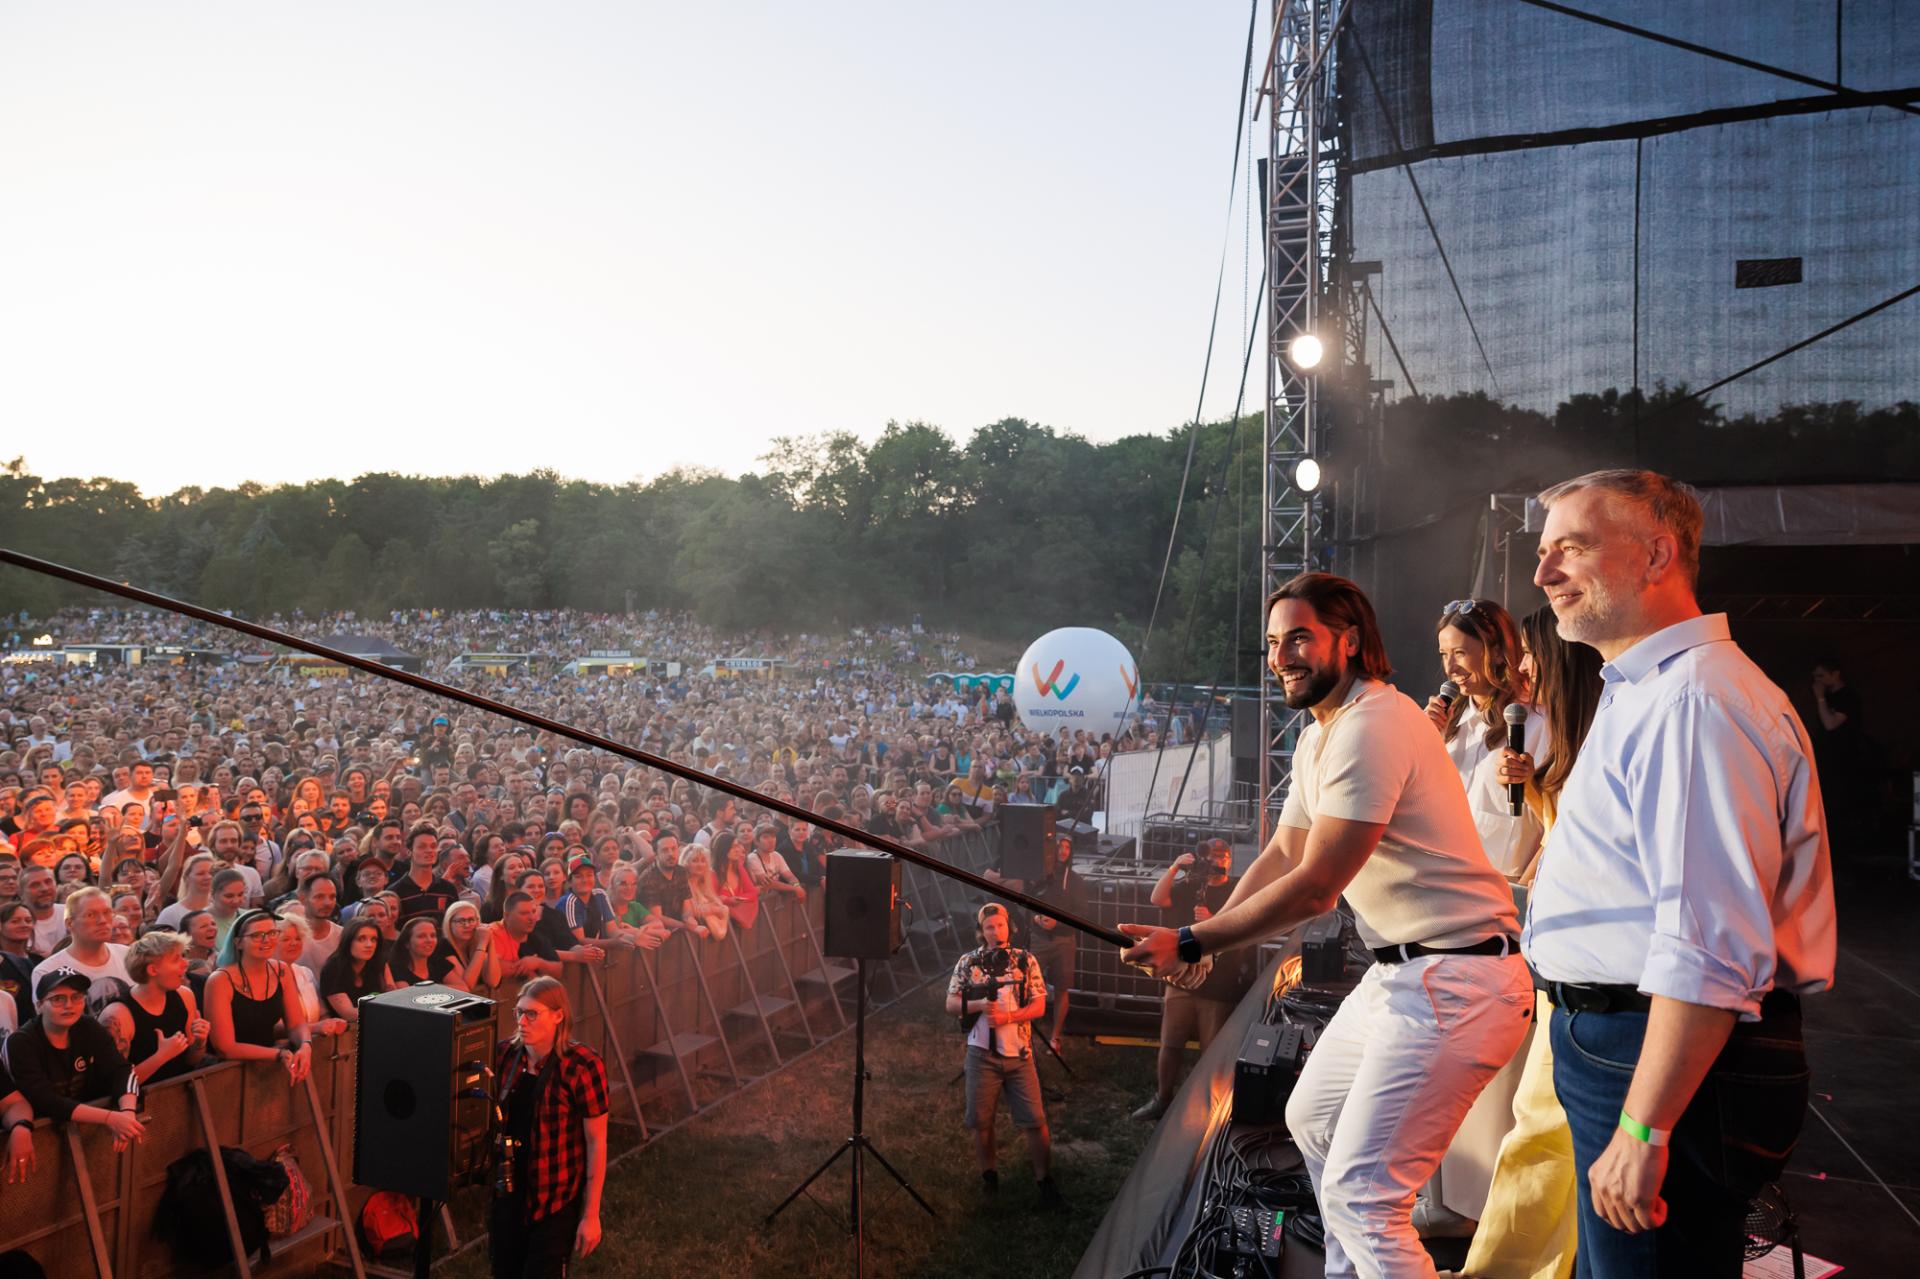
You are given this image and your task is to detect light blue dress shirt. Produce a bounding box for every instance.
[1521,614,1836,1020]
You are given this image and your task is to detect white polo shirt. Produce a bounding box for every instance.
[1278,678,1518,950]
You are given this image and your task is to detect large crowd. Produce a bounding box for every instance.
[0,607,1156,1180]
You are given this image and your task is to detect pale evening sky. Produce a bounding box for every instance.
[0,3,1262,496]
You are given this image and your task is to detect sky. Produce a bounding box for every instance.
[0,3,1264,496]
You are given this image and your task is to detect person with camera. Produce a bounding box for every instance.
[489,975,607,1279]
[944,902,1062,1206]
[1131,837,1240,1122]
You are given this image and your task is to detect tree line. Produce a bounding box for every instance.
[2,391,1912,681]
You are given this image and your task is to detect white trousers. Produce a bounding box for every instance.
[1285,952,1533,1279]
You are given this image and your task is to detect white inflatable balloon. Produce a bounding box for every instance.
[1012,628,1140,737]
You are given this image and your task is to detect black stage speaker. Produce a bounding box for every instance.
[998,803,1056,881]
[824,850,902,958]
[354,984,496,1200]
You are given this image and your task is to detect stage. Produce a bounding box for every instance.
[1079,863,1920,1278]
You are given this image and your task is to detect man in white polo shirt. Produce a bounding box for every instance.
[1124,571,1531,1279]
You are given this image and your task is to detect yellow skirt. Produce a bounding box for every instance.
[1460,991,1577,1279]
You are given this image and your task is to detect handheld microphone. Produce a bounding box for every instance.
[1502,703,1528,816]
[1436,680,1461,710]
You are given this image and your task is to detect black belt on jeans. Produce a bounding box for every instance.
[1542,980,1652,1014]
[1370,934,1518,965]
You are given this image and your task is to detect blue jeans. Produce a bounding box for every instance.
[1550,994,1809,1279]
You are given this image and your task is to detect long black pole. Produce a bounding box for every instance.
[0,547,1130,947]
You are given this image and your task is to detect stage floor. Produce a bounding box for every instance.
[1782,859,1920,1278]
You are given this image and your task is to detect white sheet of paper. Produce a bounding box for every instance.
[1743,1247,1842,1279]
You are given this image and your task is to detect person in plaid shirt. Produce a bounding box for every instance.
[489,976,608,1278]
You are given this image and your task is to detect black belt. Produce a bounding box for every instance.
[1370,935,1518,965]
[1542,980,1651,1014]
[1541,980,1802,1019]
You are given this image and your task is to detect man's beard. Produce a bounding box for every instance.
[1553,574,1625,645]
[1278,659,1345,710]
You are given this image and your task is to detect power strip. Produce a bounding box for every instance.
[1225,1206,1285,1263]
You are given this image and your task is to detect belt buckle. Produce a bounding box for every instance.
[1561,983,1607,1013]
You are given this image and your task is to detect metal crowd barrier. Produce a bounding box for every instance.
[0,826,1003,1277]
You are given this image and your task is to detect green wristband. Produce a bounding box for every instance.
[1618,1109,1670,1147]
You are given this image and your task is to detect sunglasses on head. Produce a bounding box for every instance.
[1442,600,1478,617]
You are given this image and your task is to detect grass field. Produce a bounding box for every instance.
[442,981,1161,1279]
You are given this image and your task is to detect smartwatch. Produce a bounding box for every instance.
[1176,925,1205,965]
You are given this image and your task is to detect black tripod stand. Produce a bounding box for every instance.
[765,958,934,1277]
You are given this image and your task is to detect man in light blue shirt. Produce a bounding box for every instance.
[1522,469,1835,1279]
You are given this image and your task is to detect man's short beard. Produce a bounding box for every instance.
[1280,661,1345,710]
[1554,576,1624,645]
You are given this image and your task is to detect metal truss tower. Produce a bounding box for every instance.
[1257,0,1340,838]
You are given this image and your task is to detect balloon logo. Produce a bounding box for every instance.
[1012,628,1140,737]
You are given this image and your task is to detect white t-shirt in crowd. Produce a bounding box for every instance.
[30,943,133,1009]
[154,900,205,930]
[300,924,343,975]
[30,910,69,957]
[1443,703,1550,880]
[1277,678,1519,950]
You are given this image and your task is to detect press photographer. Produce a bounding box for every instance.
[944,903,1061,1207]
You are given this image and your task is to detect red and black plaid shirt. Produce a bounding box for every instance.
[493,1037,609,1222]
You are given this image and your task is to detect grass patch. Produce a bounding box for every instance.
[443,982,1159,1278]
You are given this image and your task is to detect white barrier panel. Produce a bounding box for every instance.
[1101,734,1233,838]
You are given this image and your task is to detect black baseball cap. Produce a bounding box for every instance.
[35,966,90,1002]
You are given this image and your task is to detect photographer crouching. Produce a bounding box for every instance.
[945,903,1063,1208]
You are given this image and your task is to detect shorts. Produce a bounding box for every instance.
[1036,935,1076,994]
[1160,988,1233,1055]
[963,1045,1046,1130]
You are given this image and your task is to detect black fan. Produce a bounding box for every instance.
[1744,1182,1805,1278]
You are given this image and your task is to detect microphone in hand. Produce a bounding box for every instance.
[1502,702,1528,816]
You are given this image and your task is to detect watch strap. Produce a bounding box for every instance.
[1176,925,1204,965]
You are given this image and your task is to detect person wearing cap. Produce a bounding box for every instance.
[1130,838,1243,1121]
[559,857,616,946]
[2,968,145,1152]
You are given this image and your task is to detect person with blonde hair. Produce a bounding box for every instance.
[677,846,729,940]
[443,900,501,990]
[119,929,211,1084]
[489,976,607,1277]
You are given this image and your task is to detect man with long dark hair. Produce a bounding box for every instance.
[1124,572,1530,1279]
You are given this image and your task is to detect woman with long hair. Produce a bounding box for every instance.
[387,917,467,990]
[204,908,313,1083]
[488,976,606,1277]
[0,902,43,1012]
[678,847,729,941]
[442,901,500,991]
[711,832,760,932]
[319,918,389,1023]
[154,852,216,929]
[481,850,530,924]
[1423,599,1550,881]
[1457,603,1605,1279]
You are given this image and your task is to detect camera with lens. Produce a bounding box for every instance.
[958,947,1014,1032]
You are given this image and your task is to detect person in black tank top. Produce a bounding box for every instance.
[120,928,212,1084]
[204,909,314,1084]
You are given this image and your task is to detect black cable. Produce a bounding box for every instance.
[0,547,1129,948]
[1364,284,1420,399]
[1141,0,1264,677]
[1348,31,1501,397]
[1512,0,1920,119]
[1639,279,1920,428]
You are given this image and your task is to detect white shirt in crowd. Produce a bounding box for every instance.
[1443,702,1550,880]
[30,944,133,1009]
[30,911,69,957]
[300,925,343,976]
[1523,614,1836,1021]
[1277,678,1518,950]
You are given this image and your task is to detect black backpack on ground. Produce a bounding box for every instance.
[155,1145,290,1267]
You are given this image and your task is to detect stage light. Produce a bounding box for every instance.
[1294,458,1322,493]
[1287,333,1324,370]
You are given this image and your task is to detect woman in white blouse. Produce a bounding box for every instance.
[1424,598,1549,883]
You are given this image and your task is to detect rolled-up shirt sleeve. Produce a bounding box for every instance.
[1636,691,1783,1019]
